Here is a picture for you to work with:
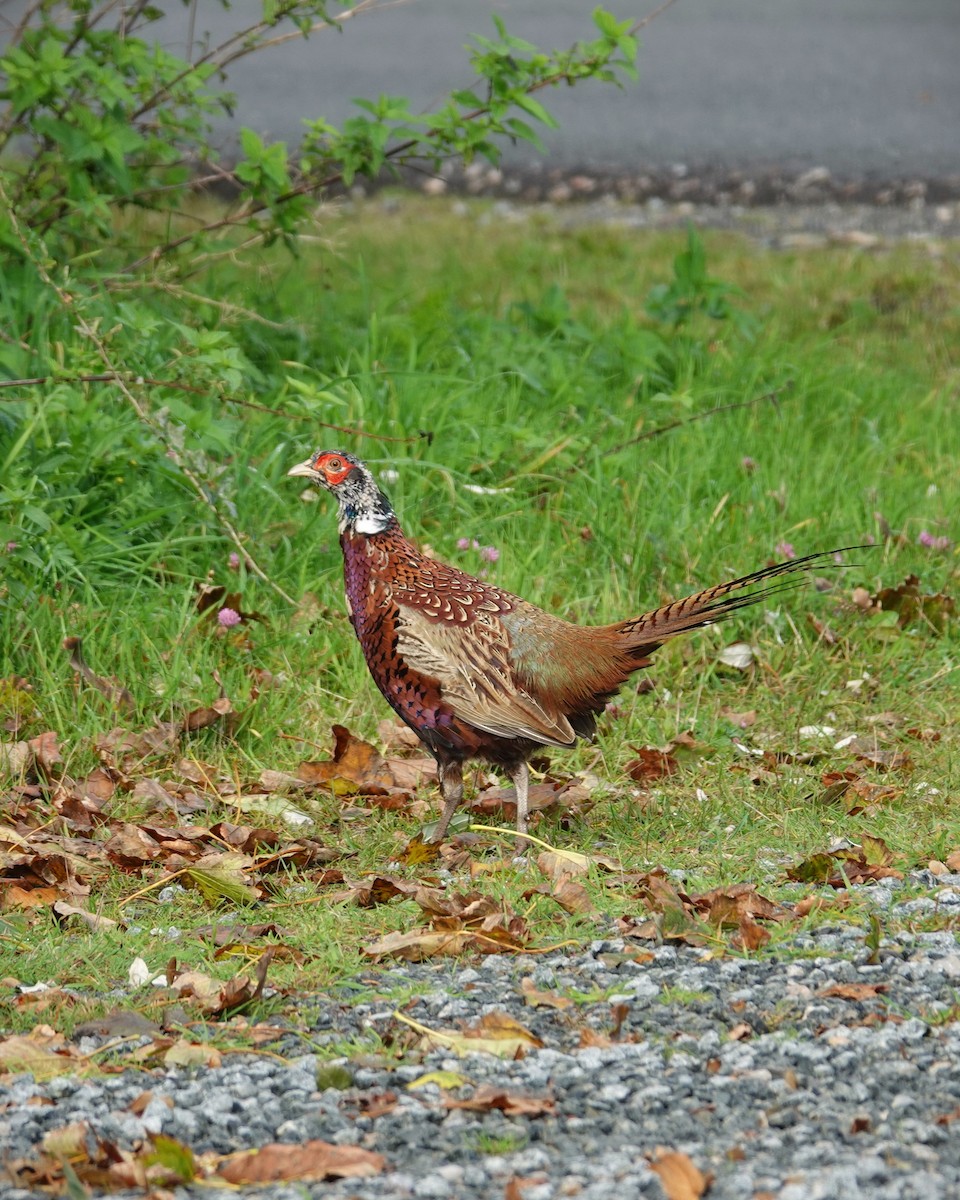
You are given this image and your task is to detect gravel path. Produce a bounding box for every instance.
[4,873,960,1198]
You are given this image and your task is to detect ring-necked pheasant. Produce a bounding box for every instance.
[289,450,856,846]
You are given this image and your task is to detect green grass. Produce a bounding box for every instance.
[1,196,959,1037]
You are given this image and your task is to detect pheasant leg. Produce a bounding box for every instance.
[430,759,464,843]
[508,760,530,852]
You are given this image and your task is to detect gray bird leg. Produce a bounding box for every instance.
[508,760,530,852]
[430,759,464,843]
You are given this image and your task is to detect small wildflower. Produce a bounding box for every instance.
[228,552,241,570]
[4,541,18,553]
[740,456,757,473]
[918,530,950,551]
[456,537,471,550]
[775,541,796,560]
[217,607,241,627]
[479,546,500,563]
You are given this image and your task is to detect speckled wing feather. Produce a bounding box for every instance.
[394,600,577,747]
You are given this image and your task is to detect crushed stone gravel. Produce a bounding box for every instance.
[4,874,960,1198]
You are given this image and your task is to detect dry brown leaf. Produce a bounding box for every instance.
[397,1010,541,1060]
[872,574,955,630]
[163,1039,223,1069]
[625,746,678,783]
[96,721,181,765]
[0,740,32,778]
[334,874,419,908]
[28,731,62,776]
[51,901,120,933]
[536,848,619,880]
[648,1149,711,1200]
[1,884,62,910]
[0,1029,81,1080]
[41,1120,90,1160]
[364,928,485,962]
[377,717,423,752]
[218,1140,384,1184]
[550,876,598,916]
[298,725,395,792]
[444,1084,555,1116]
[819,983,889,1001]
[793,892,850,918]
[184,695,233,732]
[520,977,573,1010]
[787,837,902,888]
[720,708,756,729]
[63,636,135,712]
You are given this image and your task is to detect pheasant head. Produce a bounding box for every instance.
[288,449,394,535]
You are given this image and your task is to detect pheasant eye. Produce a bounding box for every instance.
[326,458,342,471]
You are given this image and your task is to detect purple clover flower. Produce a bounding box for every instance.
[918,530,950,551]
[479,546,500,563]
[775,541,796,560]
[217,607,241,627]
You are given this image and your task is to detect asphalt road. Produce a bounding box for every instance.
[153,0,960,179]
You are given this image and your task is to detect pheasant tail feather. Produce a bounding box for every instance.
[616,547,862,654]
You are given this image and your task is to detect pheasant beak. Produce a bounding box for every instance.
[287,458,321,481]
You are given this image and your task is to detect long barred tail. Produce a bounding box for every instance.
[616,546,870,655]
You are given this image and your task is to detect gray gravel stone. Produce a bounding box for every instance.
[3,886,960,1198]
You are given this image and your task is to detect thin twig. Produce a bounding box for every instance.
[585,382,794,467]
[629,0,682,34]
[0,178,298,606]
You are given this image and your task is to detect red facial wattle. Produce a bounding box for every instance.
[314,453,353,487]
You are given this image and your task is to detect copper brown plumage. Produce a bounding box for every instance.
[289,449,857,847]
